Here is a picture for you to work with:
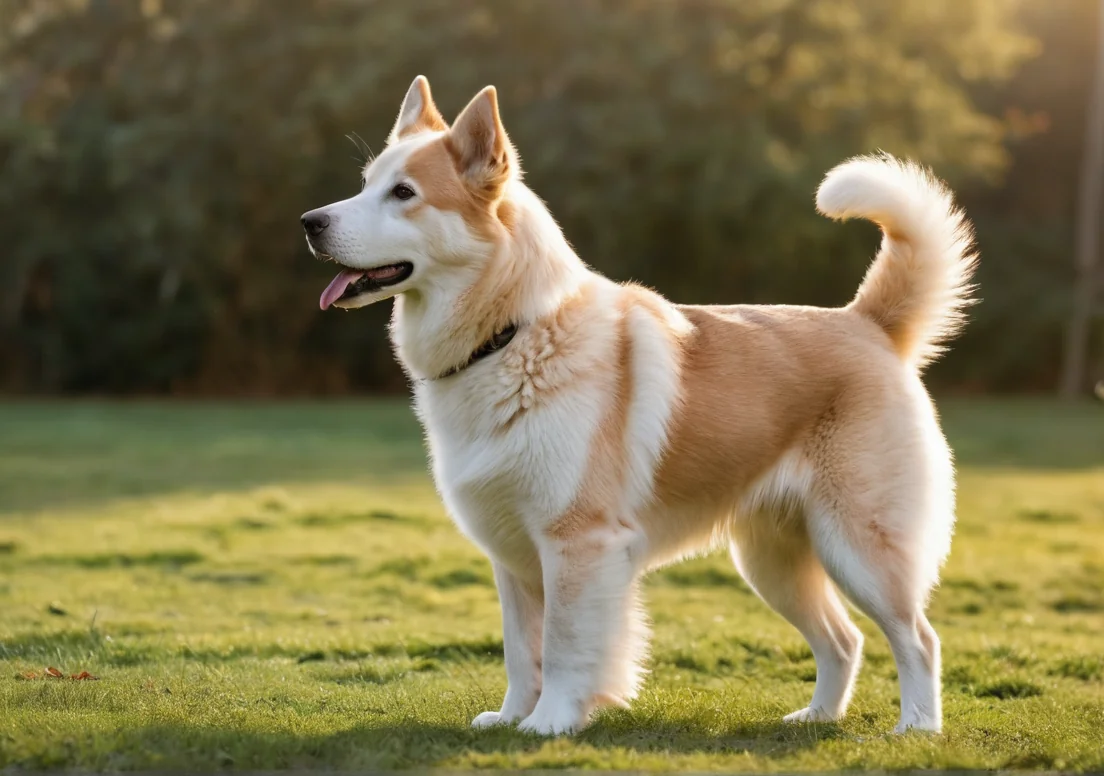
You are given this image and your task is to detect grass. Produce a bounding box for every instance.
[0,397,1102,771]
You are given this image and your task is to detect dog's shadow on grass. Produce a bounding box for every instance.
[296,717,840,767]
[327,717,841,767]
[575,719,846,759]
[73,718,841,770]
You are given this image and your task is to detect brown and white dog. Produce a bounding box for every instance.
[301,77,976,736]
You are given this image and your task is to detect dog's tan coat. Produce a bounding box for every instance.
[303,76,975,737]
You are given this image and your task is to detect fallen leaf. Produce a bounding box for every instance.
[45,666,63,678]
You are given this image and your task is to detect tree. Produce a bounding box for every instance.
[1060,0,1104,398]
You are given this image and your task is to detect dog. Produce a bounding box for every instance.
[301,77,976,736]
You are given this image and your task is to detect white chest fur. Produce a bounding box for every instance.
[412,336,612,582]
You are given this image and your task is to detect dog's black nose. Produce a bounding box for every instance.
[301,212,330,237]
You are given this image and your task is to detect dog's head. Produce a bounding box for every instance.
[302,76,518,310]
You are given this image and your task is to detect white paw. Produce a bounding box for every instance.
[517,697,587,736]
[783,706,838,724]
[471,711,505,728]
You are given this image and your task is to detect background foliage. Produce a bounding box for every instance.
[0,0,1096,395]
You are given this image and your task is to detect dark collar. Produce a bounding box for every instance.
[433,323,519,381]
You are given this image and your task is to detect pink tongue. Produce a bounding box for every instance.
[320,269,366,310]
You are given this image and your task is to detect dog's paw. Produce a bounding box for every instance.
[471,711,507,729]
[783,706,837,724]
[517,698,586,736]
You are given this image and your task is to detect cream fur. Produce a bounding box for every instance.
[301,78,977,736]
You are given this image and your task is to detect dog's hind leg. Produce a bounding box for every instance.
[730,518,864,723]
[803,415,949,732]
[804,401,951,733]
[807,501,944,733]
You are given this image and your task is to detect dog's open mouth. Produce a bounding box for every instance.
[319,262,414,310]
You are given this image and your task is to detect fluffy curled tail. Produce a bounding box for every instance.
[816,153,978,369]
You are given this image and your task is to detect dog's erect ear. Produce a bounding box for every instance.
[388,76,447,144]
[446,86,516,196]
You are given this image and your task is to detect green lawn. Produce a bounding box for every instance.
[1,398,1102,771]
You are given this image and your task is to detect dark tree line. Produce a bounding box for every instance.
[1,0,1099,395]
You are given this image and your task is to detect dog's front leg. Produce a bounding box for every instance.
[518,526,644,736]
[471,562,544,728]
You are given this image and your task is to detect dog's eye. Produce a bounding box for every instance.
[391,183,416,201]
